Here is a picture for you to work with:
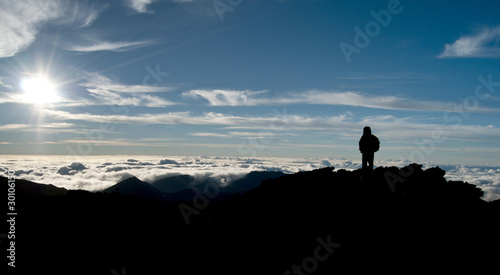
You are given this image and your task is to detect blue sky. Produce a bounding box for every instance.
[1,0,500,165]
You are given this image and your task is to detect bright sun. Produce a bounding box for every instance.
[19,76,60,105]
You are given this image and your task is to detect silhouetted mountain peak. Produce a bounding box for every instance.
[103,176,165,201]
[119,176,142,184]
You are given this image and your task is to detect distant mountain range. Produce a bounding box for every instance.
[102,171,286,201]
[0,170,286,202]
[2,164,499,274]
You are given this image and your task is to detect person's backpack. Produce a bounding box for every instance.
[372,135,380,152]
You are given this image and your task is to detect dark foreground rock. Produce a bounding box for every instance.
[2,164,499,274]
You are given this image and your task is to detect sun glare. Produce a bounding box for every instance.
[20,76,60,105]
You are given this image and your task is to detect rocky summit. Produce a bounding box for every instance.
[2,164,499,274]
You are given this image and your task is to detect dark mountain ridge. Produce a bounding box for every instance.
[1,164,499,274]
[151,174,196,193]
[104,171,286,201]
[102,176,166,201]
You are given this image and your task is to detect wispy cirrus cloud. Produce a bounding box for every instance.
[55,1,109,28]
[78,72,176,107]
[0,0,107,58]
[189,131,276,139]
[0,123,75,132]
[189,132,232,138]
[39,108,500,144]
[183,89,268,106]
[0,0,152,57]
[438,26,500,59]
[0,77,13,90]
[183,89,500,113]
[81,73,173,93]
[40,109,349,129]
[64,40,155,52]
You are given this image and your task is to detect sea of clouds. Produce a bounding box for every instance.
[1,155,499,201]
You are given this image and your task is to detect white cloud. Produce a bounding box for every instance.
[285,90,456,112]
[40,109,351,130]
[182,89,499,113]
[126,0,157,13]
[189,131,276,139]
[38,106,500,149]
[55,1,108,28]
[0,78,13,90]
[0,0,106,58]
[183,89,268,106]
[124,0,193,14]
[81,72,173,93]
[0,155,336,191]
[0,0,148,56]
[57,162,88,175]
[190,132,232,138]
[39,108,500,142]
[60,138,184,147]
[64,40,155,52]
[229,132,275,137]
[2,155,499,201]
[438,26,500,58]
[0,124,30,131]
[0,123,75,132]
[84,88,176,107]
[0,0,59,57]
[77,72,176,107]
[445,166,500,201]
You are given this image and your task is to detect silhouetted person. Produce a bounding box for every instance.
[359,126,380,172]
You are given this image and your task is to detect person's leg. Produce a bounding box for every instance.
[367,153,374,170]
[362,153,368,170]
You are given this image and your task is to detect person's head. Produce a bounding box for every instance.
[363,126,371,135]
